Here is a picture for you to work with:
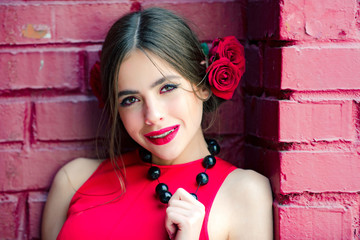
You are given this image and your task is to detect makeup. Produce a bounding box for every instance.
[144,125,180,145]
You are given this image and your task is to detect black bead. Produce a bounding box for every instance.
[148,166,160,180]
[156,183,168,195]
[139,148,152,163]
[159,191,172,204]
[203,155,216,169]
[190,193,198,200]
[196,172,209,186]
[207,139,220,155]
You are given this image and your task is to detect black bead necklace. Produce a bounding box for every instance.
[139,139,220,204]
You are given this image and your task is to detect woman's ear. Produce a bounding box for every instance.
[198,86,210,101]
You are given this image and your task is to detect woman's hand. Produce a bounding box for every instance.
[165,188,205,240]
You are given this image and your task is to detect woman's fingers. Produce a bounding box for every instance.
[170,188,204,206]
[165,188,205,240]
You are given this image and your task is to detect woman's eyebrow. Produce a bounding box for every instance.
[118,75,180,98]
[150,77,166,88]
[118,90,139,98]
[150,75,179,88]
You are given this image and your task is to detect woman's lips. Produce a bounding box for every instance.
[144,125,180,145]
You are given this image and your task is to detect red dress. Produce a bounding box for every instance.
[57,150,236,240]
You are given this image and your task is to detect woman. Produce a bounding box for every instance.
[42,7,273,240]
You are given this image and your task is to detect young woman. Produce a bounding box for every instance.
[42,7,273,240]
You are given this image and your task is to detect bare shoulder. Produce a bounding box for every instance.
[216,168,273,213]
[208,169,273,240]
[61,157,103,191]
[226,169,273,239]
[41,157,102,240]
[226,169,272,200]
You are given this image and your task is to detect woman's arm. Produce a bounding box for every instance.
[229,169,273,240]
[41,167,75,240]
[41,158,101,240]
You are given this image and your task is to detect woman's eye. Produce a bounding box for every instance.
[120,96,139,107]
[160,84,178,94]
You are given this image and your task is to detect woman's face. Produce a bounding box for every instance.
[117,49,209,165]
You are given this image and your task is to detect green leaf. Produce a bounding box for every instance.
[201,42,209,56]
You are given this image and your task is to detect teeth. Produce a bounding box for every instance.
[149,129,175,139]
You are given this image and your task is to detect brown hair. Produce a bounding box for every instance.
[99,7,220,188]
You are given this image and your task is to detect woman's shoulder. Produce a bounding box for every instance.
[54,157,103,193]
[227,168,271,195]
[223,169,273,214]
[209,168,273,239]
[42,157,103,239]
[228,169,273,239]
[212,158,271,196]
[57,150,140,190]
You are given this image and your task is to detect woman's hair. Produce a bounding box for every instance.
[99,7,220,181]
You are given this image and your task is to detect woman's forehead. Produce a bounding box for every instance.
[118,50,181,83]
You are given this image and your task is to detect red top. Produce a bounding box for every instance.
[57,150,237,240]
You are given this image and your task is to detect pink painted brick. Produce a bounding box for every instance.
[54,3,129,43]
[1,1,245,44]
[0,102,26,142]
[0,147,97,191]
[0,4,53,45]
[0,194,18,239]
[245,96,279,141]
[28,192,47,239]
[242,44,263,90]
[246,97,355,142]
[279,151,360,193]
[0,3,129,45]
[277,0,304,40]
[279,100,355,141]
[264,45,360,90]
[0,50,82,90]
[245,146,360,194]
[274,203,353,240]
[217,135,245,168]
[54,1,245,43]
[0,151,23,192]
[244,145,280,194]
[203,86,244,135]
[150,1,246,40]
[86,46,102,91]
[0,193,26,239]
[247,0,280,40]
[35,97,102,141]
[279,0,359,40]
[248,0,359,40]
[23,148,96,190]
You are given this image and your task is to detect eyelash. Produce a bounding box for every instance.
[119,84,179,107]
[160,84,179,94]
[120,96,139,107]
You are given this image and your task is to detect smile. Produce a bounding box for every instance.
[148,128,175,139]
[144,125,180,145]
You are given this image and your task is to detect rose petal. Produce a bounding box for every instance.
[206,57,241,100]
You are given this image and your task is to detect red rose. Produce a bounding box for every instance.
[209,38,221,63]
[206,57,241,100]
[90,61,105,108]
[130,1,142,12]
[209,36,245,73]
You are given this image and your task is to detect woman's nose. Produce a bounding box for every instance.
[144,98,163,125]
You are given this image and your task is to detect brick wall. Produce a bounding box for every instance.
[2,0,359,239]
[0,0,245,239]
[245,0,360,239]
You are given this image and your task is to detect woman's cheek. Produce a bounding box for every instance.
[119,110,139,134]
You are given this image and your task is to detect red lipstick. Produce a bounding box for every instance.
[144,125,180,145]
